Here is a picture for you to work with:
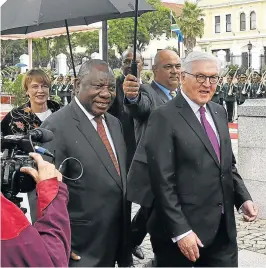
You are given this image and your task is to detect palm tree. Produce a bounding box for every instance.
[176,1,205,54]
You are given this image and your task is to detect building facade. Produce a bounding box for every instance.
[196,0,266,72]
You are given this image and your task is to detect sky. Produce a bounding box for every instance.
[0,0,6,6]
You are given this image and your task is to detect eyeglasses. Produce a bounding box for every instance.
[184,72,219,84]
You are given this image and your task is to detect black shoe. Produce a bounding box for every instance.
[132,246,144,260]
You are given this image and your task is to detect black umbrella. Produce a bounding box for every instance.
[1,0,154,76]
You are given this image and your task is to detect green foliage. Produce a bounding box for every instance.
[50,94,62,105]
[261,65,266,74]
[1,40,27,67]
[113,69,122,78]
[3,74,27,107]
[108,49,120,69]
[72,30,99,56]
[166,46,179,54]
[227,64,239,76]
[176,1,205,54]
[108,0,171,54]
[141,70,154,83]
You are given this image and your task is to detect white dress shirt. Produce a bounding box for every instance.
[172,90,220,243]
[75,97,118,160]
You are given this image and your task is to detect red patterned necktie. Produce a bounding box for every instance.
[94,116,120,176]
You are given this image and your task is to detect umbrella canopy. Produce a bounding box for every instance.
[0,23,102,40]
[1,0,154,35]
[15,62,27,67]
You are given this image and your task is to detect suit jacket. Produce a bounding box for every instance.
[108,75,136,171]
[144,93,252,246]
[40,99,128,267]
[125,81,170,207]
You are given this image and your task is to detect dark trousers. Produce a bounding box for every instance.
[151,216,238,267]
[225,101,235,122]
[131,206,152,247]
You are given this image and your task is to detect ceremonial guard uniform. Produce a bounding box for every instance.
[236,74,249,105]
[211,77,224,105]
[224,76,237,122]
[61,76,73,105]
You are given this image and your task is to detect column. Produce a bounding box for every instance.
[217,50,226,68]
[238,99,266,218]
[19,54,29,73]
[56,53,67,76]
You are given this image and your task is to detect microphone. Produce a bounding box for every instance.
[34,146,54,158]
[25,128,54,143]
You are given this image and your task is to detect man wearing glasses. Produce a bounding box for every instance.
[144,51,258,267]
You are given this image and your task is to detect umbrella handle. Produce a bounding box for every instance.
[131,62,138,78]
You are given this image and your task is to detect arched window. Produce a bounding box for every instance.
[250,11,256,30]
[240,13,246,31]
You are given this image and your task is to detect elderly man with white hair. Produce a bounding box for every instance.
[143,51,258,267]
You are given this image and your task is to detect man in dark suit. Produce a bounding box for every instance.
[124,49,181,207]
[109,48,143,171]
[123,50,181,266]
[40,59,129,267]
[144,51,258,267]
[109,48,145,262]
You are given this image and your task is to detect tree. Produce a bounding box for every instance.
[176,1,205,54]
[1,40,27,67]
[32,39,50,67]
[72,30,99,56]
[108,0,171,54]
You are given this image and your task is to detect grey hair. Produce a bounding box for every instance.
[121,48,143,61]
[182,51,221,73]
[77,59,112,80]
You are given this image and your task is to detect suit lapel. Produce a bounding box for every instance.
[207,102,228,169]
[175,95,220,168]
[151,81,169,103]
[70,100,123,190]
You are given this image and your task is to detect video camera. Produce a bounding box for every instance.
[1,128,54,211]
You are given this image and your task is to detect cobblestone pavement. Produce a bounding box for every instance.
[131,140,266,266]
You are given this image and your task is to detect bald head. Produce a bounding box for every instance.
[153,50,177,65]
[152,49,181,91]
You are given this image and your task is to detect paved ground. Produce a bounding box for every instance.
[131,140,266,267]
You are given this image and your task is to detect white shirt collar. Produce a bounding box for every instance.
[74,96,104,121]
[180,89,207,114]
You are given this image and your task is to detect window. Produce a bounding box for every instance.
[215,16,220,33]
[240,13,246,31]
[250,11,256,30]
[226,14,231,32]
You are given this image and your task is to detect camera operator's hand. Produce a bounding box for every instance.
[20,153,62,184]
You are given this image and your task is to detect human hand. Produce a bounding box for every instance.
[71,251,81,261]
[20,152,62,184]
[241,200,258,222]
[177,232,203,262]
[123,74,140,99]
